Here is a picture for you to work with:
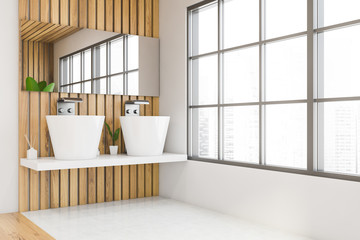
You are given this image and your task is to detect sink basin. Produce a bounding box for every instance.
[120,116,170,156]
[46,116,105,160]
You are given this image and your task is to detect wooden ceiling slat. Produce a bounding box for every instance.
[22,23,53,41]
[21,21,42,35]
[30,25,61,42]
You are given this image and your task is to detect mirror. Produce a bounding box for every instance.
[20,20,160,96]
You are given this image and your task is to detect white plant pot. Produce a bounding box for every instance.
[109,146,118,155]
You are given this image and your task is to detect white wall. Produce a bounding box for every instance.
[159,1,360,240]
[0,0,18,213]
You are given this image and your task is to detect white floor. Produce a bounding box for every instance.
[23,197,311,240]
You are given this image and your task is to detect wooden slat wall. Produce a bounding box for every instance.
[19,0,160,212]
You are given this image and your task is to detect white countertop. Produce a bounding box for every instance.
[20,153,187,171]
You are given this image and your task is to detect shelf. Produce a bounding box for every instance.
[20,153,187,171]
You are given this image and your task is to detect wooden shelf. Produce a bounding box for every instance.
[21,153,187,171]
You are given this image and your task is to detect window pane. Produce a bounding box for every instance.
[83,49,91,80]
[224,106,259,163]
[191,55,218,105]
[224,0,258,48]
[320,101,360,175]
[110,38,123,74]
[191,2,218,56]
[93,78,107,94]
[72,53,81,83]
[128,36,139,71]
[128,72,139,95]
[72,83,81,93]
[110,75,123,95]
[265,37,307,101]
[84,81,91,94]
[60,57,69,85]
[321,25,360,98]
[191,108,218,159]
[94,43,107,78]
[265,103,307,169]
[265,0,306,39]
[321,0,360,27]
[224,46,259,103]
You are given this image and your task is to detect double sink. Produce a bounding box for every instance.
[46,116,170,160]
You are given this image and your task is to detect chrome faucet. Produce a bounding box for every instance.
[124,100,149,116]
[57,98,83,115]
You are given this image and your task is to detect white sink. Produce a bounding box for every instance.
[46,116,105,160]
[120,116,170,156]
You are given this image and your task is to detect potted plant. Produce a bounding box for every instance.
[105,122,120,155]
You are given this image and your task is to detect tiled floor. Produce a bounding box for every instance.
[23,197,311,240]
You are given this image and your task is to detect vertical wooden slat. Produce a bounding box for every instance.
[152,97,159,195]
[30,0,39,21]
[33,42,39,81]
[97,0,105,30]
[19,0,29,20]
[138,0,145,36]
[122,0,129,34]
[152,0,159,38]
[97,95,105,203]
[28,41,34,78]
[60,0,69,25]
[22,41,28,91]
[88,0,96,29]
[40,0,50,22]
[145,96,153,197]
[38,43,44,83]
[69,93,79,206]
[105,95,114,202]
[19,91,29,212]
[145,0,152,37]
[106,0,114,32]
[88,94,96,204]
[29,91,39,211]
[48,44,54,83]
[79,0,87,28]
[59,93,69,207]
[121,96,129,200]
[40,92,50,210]
[70,0,79,27]
[114,95,121,200]
[130,0,137,35]
[44,43,50,84]
[51,0,60,24]
[114,0,121,33]
[78,94,88,205]
[50,93,59,208]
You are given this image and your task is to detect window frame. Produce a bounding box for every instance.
[187,0,360,182]
[59,34,139,95]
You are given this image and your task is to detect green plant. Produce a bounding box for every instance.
[105,122,120,146]
[26,77,55,92]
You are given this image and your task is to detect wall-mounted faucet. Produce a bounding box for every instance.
[125,100,149,116]
[57,98,83,115]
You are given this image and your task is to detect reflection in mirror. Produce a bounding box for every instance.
[20,19,159,96]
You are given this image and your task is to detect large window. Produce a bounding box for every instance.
[60,35,139,95]
[188,0,360,181]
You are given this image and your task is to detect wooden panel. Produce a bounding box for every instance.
[79,0,87,28]
[70,0,79,27]
[69,93,79,206]
[88,94,96,204]
[19,0,29,20]
[153,0,159,38]
[50,93,59,208]
[40,92,49,210]
[122,0,129,34]
[130,0,137,35]
[145,0,152,37]
[51,0,60,24]
[60,0,69,25]
[60,169,69,207]
[78,94,88,205]
[40,0,50,22]
[105,95,114,201]
[138,0,145,36]
[106,0,114,32]
[0,213,55,240]
[114,0,121,32]
[97,95,105,203]
[29,92,39,211]
[28,41,33,77]
[121,96,129,200]
[30,0,39,21]
[114,95,122,200]
[88,0,96,29]
[97,0,105,31]
[129,96,137,199]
